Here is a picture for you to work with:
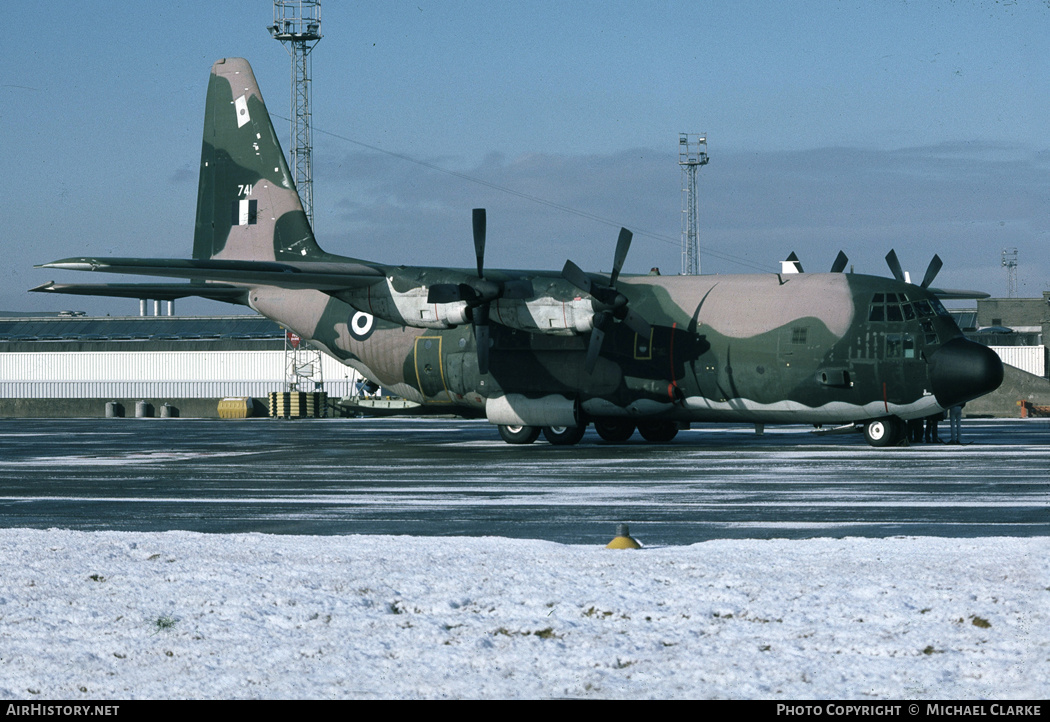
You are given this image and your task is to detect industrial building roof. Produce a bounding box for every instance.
[0,315,286,353]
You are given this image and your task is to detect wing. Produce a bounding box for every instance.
[928,288,991,300]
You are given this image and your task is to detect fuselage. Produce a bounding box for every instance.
[248,263,1002,430]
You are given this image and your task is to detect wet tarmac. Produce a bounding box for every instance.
[0,417,1046,545]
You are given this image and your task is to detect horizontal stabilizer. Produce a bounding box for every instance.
[30,281,248,304]
[37,257,386,292]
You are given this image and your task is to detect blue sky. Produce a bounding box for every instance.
[2,1,1047,315]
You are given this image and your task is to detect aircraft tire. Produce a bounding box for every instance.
[593,419,636,443]
[542,425,587,446]
[864,418,903,447]
[638,420,679,443]
[498,425,542,445]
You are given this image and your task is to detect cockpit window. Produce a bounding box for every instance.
[869,292,945,324]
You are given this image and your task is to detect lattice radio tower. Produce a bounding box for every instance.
[269,1,322,228]
[1001,248,1018,298]
[679,133,709,275]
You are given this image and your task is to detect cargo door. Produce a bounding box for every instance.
[413,336,453,403]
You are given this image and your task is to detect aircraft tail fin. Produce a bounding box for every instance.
[192,58,325,263]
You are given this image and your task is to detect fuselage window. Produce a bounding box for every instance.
[921,319,937,345]
[791,327,808,345]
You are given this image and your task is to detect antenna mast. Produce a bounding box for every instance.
[269,1,322,228]
[679,133,709,275]
[1001,247,1018,298]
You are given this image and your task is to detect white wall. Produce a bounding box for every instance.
[0,350,360,398]
[990,346,1047,378]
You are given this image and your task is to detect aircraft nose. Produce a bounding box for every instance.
[928,337,1004,408]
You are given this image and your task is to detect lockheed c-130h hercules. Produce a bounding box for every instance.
[33,58,1004,447]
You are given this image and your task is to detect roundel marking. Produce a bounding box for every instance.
[349,311,375,341]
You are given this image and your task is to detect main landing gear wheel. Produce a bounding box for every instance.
[542,425,587,446]
[593,419,636,443]
[498,425,541,445]
[863,417,903,447]
[638,420,679,443]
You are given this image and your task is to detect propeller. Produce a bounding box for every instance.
[426,209,533,374]
[562,227,651,373]
[885,249,943,289]
[472,207,486,278]
[830,251,849,274]
[885,250,906,284]
[919,254,943,289]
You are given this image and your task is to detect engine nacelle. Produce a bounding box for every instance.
[491,296,595,335]
[336,281,471,329]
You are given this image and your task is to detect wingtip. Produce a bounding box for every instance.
[36,259,98,271]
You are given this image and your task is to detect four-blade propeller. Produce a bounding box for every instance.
[426,209,532,374]
[562,228,652,373]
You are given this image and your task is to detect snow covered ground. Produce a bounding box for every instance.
[0,529,1046,699]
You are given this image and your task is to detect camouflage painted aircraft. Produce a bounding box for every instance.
[33,58,1004,446]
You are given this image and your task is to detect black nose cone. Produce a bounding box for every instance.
[928,337,1004,408]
